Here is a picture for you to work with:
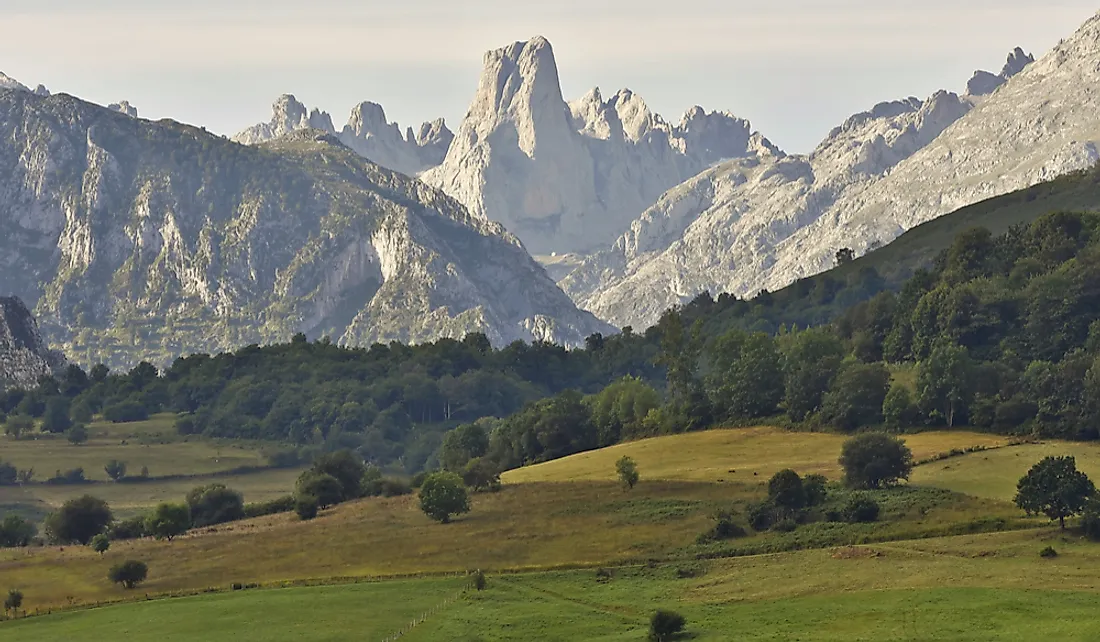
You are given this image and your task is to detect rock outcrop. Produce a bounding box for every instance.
[0,297,64,390]
[567,41,1045,328]
[966,46,1036,96]
[0,90,610,367]
[234,95,453,177]
[107,101,139,118]
[422,37,773,255]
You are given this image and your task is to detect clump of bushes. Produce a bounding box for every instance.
[697,512,747,544]
[1039,546,1059,558]
[841,494,881,523]
[649,609,686,642]
[243,495,295,519]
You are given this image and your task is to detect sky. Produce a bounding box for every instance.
[2,0,1098,153]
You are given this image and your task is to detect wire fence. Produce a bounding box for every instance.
[378,571,480,642]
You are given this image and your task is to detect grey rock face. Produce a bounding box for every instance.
[0,297,65,390]
[422,37,771,256]
[0,91,610,367]
[107,101,139,118]
[568,40,1050,328]
[234,95,453,177]
[967,45,1035,96]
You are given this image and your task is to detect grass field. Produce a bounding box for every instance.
[502,427,1010,484]
[0,415,298,518]
[8,530,1100,641]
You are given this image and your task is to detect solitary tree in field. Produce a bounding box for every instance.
[108,560,148,589]
[839,433,913,489]
[418,472,470,523]
[91,533,110,555]
[649,609,686,642]
[616,456,640,490]
[66,424,89,446]
[45,495,113,544]
[767,469,807,513]
[1015,456,1096,529]
[104,460,127,481]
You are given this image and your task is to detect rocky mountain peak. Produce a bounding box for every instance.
[423,36,772,255]
[108,101,139,118]
[235,94,450,176]
[0,72,28,92]
[967,46,1035,96]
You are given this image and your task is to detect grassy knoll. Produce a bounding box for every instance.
[502,427,1009,484]
[8,529,1100,641]
[912,441,1100,501]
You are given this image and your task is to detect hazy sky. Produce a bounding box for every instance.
[2,0,1097,152]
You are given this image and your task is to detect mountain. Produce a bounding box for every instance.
[0,89,611,368]
[0,297,65,390]
[564,36,1056,329]
[421,36,776,256]
[234,94,453,177]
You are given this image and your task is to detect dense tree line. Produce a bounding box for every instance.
[0,331,659,472]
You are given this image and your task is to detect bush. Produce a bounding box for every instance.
[295,495,319,521]
[243,495,295,518]
[410,471,429,488]
[747,500,776,531]
[102,401,149,424]
[1039,546,1059,558]
[803,474,829,507]
[839,433,914,489]
[46,467,87,485]
[772,517,798,532]
[1082,499,1100,541]
[66,424,89,445]
[649,609,686,642]
[108,560,148,589]
[842,495,881,523]
[104,460,127,481]
[0,515,37,548]
[462,458,502,493]
[108,515,149,540]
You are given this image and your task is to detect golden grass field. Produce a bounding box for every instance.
[913,441,1100,501]
[502,427,1010,484]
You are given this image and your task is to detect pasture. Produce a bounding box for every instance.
[7,530,1100,641]
[502,427,1010,484]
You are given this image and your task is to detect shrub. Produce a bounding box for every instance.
[308,450,366,501]
[0,515,37,548]
[839,433,914,489]
[66,424,89,445]
[46,467,86,484]
[462,458,502,493]
[108,560,148,589]
[295,495,319,521]
[649,609,686,642]
[803,474,829,507]
[1040,546,1059,558]
[104,460,127,481]
[108,515,149,540]
[473,570,487,591]
[410,471,429,488]
[772,518,798,532]
[843,495,881,523]
[1082,499,1100,541]
[595,568,613,583]
[747,500,776,532]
